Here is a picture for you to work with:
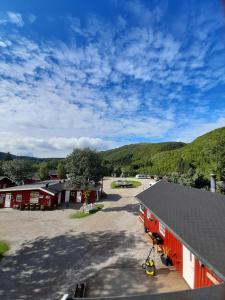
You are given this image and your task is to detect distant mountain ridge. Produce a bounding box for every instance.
[101,127,225,177]
[0,152,60,162]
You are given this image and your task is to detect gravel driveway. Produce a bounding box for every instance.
[0,178,188,299]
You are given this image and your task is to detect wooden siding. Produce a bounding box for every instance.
[194,258,222,288]
[0,189,57,208]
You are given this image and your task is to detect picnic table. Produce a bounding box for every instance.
[115,181,133,188]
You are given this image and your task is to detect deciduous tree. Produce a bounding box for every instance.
[66,148,103,186]
[2,159,34,184]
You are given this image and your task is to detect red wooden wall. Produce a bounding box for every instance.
[0,177,15,189]
[194,258,222,288]
[0,189,57,208]
[164,229,183,274]
[144,208,183,275]
[144,208,159,233]
[70,190,96,203]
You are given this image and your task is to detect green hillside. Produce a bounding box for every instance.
[101,142,186,175]
[101,127,225,177]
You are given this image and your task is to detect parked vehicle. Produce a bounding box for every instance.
[135,174,148,179]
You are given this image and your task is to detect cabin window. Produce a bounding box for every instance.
[159,222,166,237]
[30,192,39,203]
[16,194,22,202]
[147,210,152,220]
[0,195,4,204]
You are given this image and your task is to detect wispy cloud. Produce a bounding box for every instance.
[0,11,24,27]
[0,1,225,156]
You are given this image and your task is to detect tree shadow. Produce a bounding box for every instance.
[0,231,146,300]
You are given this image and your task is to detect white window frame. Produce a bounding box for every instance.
[30,191,39,204]
[16,194,22,202]
[159,222,166,237]
[147,210,152,220]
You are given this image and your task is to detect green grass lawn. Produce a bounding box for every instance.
[111,180,142,189]
[70,203,104,219]
[0,241,9,256]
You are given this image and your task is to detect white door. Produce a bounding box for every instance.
[183,245,195,288]
[65,191,70,202]
[77,191,82,203]
[58,192,62,205]
[4,193,11,208]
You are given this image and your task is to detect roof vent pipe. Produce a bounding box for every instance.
[210,174,216,193]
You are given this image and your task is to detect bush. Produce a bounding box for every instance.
[70,203,104,218]
[111,180,142,189]
[0,241,9,256]
[70,211,89,219]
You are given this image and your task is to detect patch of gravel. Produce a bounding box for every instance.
[0,177,166,299]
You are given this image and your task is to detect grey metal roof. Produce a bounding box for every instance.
[86,284,225,300]
[48,170,58,176]
[136,180,225,281]
[0,180,64,195]
[0,176,13,182]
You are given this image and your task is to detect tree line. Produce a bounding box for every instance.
[0,148,104,186]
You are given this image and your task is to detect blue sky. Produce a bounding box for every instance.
[0,0,225,157]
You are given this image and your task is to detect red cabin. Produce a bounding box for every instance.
[0,180,100,209]
[137,181,224,290]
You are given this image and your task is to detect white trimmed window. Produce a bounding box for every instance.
[16,194,22,202]
[147,210,152,220]
[30,192,39,203]
[159,222,166,237]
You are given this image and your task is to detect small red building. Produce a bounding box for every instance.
[137,181,225,290]
[0,176,15,189]
[48,170,59,180]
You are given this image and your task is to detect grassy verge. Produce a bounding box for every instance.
[0,241,9,256]
[70,203,104,219]
[111,180,142,189]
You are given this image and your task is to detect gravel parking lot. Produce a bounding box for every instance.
[0,178,188,299]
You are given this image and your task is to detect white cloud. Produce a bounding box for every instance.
[0,136,116,158]
[0,40,7,47]
[6,11,24,27]
[28,14,36,24]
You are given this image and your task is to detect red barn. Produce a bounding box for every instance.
[136,181,225,290]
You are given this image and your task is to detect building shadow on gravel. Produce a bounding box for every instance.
[0,231,145,300]
[103,193,121,202]
[103,203,139,215]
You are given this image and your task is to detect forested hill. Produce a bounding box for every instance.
[101,127,225,177]
[101,141,186,175]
